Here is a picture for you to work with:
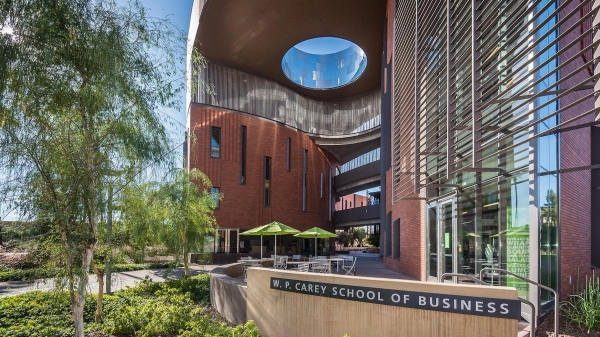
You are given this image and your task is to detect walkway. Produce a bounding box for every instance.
[351,252,413,280]
[0,265,219,297]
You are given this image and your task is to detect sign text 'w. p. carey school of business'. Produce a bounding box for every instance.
[270,277,520,319]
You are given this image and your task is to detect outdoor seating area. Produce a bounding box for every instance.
[237,255,357,281]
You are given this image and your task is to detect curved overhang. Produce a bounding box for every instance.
[190,0,386,101]
[311,126,381,164]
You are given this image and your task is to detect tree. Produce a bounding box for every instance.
[158,169,220,276]
[352,227,367,247]
[0,1,188,335]
[336,231,354,247]
[119,182,162,263]
[365,233,380,247]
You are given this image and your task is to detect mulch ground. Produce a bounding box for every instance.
[535,314,600,337]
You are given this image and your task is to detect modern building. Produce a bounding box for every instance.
[187,0,599,311]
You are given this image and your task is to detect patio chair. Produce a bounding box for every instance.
[290,262,310,272]
[311,260,331,273]
[274,256,288,269]
[341,256,357,276]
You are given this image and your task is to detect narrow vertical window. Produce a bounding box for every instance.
[240,125,247,184]
[264,156,271,206]
[302,149,307,211]
[210,127,221,158]
[286,137,291,171]
[320,172,323,198]
[393,219,400,259]
[328,168,332,221]
[210,187,220,209]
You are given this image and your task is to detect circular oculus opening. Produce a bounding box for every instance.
[281,37,367,90]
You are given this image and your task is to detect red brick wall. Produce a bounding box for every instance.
[335,194,368,211]
[383,0,426,281]
[188,105,337,232]
[558,0,594,299]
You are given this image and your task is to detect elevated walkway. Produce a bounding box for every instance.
[334,204,380,228]
[311,127,380,164]
[334,160,381,196]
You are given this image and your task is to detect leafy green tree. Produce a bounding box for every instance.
[352,227,367,247]
[541,189,558,227]
[336,231,354,247]
[158,169,220,276]
[120,182,162,263]
[0,0,194,334]
[365,233,380,247]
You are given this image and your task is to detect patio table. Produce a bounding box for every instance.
[327,258,346,273]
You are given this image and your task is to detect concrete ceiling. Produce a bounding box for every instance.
[193,0,387,101]
[311,126,381,164]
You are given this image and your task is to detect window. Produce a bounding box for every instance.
[393,219,400,259]
[320,172,323,198]
[210,187,220,209]
[302,149,307,211]
[286,137,291,171]
[385,212,392,257]
[264,156,271,206]
[210,127,221,158]
[328,168,332,221]
[240,126,247,184]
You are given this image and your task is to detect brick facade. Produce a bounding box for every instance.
[188,105,337,232]
[558,0,594,299]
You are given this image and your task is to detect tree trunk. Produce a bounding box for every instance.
[183,244,189,276]
[91,261,104,323]
[73,246,93,337]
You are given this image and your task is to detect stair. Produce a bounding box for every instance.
[518,320,532,337]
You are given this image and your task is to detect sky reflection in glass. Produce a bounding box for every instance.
[282,37,367,90]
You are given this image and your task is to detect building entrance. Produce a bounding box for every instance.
[427,198,456,282]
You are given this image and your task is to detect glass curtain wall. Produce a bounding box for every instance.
[422,0,559,304]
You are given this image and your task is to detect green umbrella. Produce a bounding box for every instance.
[240,221,300,261]
[294,227,337,257]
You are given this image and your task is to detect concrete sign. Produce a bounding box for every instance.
[270,277,521,319]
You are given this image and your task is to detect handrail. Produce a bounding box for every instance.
[480,268,558,337]
[518,297,537,337]
[440,272,537,336]
[439,272,490,285]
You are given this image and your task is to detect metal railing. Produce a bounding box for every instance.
[480,268,558,337]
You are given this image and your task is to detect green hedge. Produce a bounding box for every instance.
[0,274,259,337]
[0,262,182,282]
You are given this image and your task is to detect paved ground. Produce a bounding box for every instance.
[343,252,413,280]
[0,264,220,297]
[0,254,410,297]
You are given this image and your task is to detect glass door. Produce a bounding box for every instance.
[427,198,456,282]
[427,205,438,281]
[438,200,455,281]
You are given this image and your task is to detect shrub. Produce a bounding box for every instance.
[119,274,211,304]
[0,262,181,282]
[102,292,193,337]
[0,291,98,337]
[561,271,600,333]
[0,274,254,337]
[0,267,62,282]
[180,315,260,337]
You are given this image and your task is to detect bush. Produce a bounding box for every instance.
[561,271,600,333]
[0,267,62,282]
[0,262,181,282]
[0,274,256,337]
[0,291,98,337]
[119,274,211,304]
